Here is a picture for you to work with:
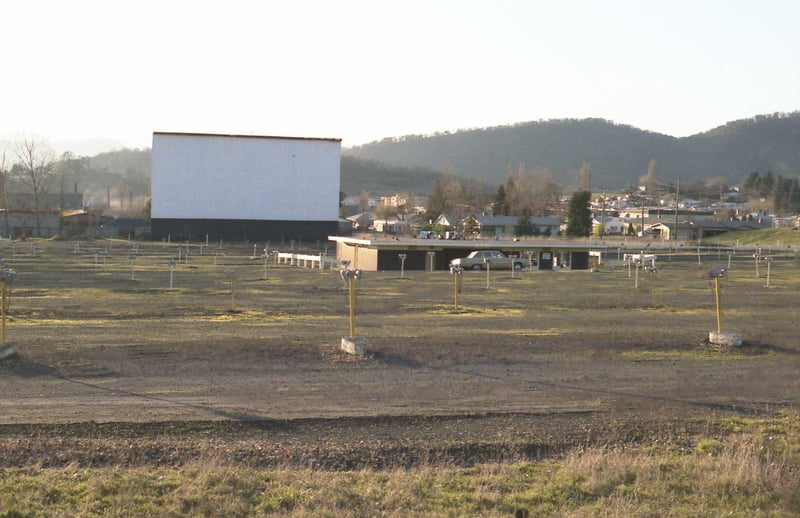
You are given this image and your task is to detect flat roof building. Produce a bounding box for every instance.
[329,236,610,271]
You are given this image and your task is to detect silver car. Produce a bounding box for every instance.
[450,250,524,271]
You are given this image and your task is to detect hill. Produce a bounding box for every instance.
[340,156,440,197]
[344,113,800,193]
[48,112,800,200]
[57,148,152,212]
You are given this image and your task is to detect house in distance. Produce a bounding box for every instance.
[150,132,341,243]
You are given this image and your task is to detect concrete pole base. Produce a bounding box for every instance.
[0,342,17,360]
[341,336,367,356]
[709,331,743,347]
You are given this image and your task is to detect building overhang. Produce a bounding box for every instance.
[328,235,610,253]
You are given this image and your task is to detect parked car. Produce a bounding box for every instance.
[450,250,524,270]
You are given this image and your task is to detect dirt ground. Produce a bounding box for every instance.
[0,240,798,467]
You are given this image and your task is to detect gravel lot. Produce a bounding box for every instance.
[0,240,797,467]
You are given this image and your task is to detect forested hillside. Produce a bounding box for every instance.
[345,113,800,192]
[340,156,440,196]
[57,148,151,212]
[50,112,800,201]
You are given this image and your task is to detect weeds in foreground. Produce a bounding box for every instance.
[0,413,798,517]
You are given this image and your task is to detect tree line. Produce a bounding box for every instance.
[381,161,595,238]
[742,171,800,215]
[0,136,151,234]
[422,164,563,222]
[367,158,800,241]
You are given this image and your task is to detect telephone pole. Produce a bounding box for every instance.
[673,177,680,242]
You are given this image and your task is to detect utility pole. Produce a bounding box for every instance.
[673,177,680,242]
[601,188,607,236]
[640,198,645,239]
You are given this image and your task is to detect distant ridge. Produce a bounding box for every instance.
[343,113,800,192]
[52,137,130,156]
[14,112,798,198]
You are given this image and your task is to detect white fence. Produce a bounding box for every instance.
[274,252,338,270]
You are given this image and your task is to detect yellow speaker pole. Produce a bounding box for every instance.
[454,272,459,310]
[224,270,237,311]
[348,275,356,337]
[714,276,722,333]
[648,266,657,307]
[0,269,16,345]
[231,273,237,311]
[451,265,463,310]
[1,278,7,344]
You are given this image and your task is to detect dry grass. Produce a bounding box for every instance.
[0,412,797,516]
[0,237,799,515]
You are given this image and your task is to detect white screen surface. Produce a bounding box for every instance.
[151,133,341,221]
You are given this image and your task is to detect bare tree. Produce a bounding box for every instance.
[642,158,660,196]
[56,151,74,211]
[469,173,494,213]
[577,162,592,191]
[358,189,371,214]
[0,147,10,237]
[14,136,57,236]
[506,163,562,215]
[428,172,468,219]
[394,190,412,223]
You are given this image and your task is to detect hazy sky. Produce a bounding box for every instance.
[3,0,798,152]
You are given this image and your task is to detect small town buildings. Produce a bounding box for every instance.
[60,209,115,237]
[592,216,626,235]
[372,218,407,234]
[462,215,561,239]
[618,207,715,222]
[432,213,454,229]
[647,219,770,241]
[99,218,150,239]
[346,211,371,231]
[0,209,61,238]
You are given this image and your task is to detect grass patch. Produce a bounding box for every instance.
[483,328,562,337]
[0,412,798,516]
[703,227,800,247]
[621,348,771,361]
[12,318,111,327]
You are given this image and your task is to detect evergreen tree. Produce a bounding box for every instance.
[761,171,775,197]
[516,207,533,236]
[503,176,516,215]
[788,178,800,214]
[493,184,507,215]
[565,190,592,237]
[773,175,795,214]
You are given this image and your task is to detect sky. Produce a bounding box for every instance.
[2,0,799,154]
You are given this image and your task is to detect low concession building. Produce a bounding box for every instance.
[329,236,608,271]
